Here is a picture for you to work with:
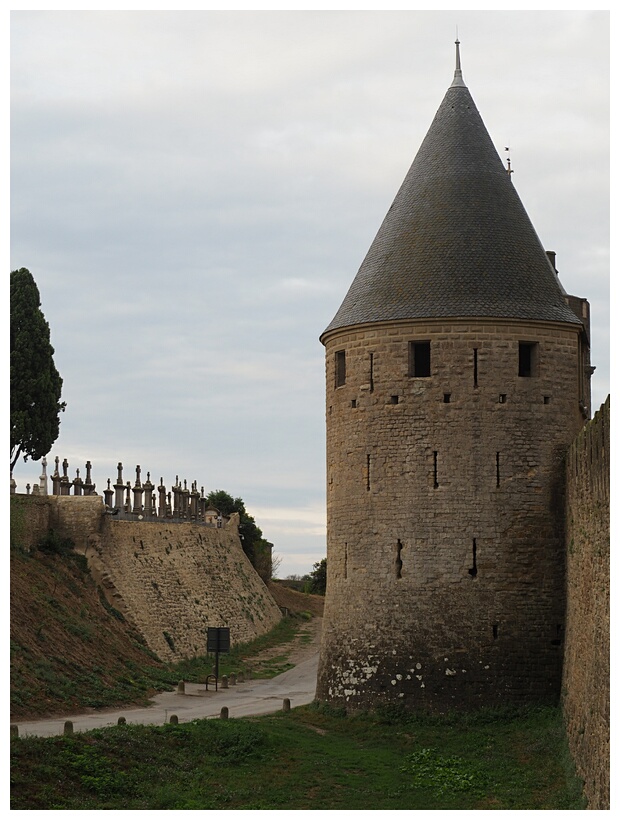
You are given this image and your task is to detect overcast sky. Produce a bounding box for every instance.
[10,9,609,577]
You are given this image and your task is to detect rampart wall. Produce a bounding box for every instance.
[10,495,282,662]
[562,396,610,809]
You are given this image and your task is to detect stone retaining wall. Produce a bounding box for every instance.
[10,495,282,662]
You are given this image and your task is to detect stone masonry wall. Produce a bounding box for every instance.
[11,495,282,662]
[318,317,584,711]
[562,397,610,809]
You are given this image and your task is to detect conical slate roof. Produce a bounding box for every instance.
[322,45,580,339]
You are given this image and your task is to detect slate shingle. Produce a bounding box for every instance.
[322,76,580,338]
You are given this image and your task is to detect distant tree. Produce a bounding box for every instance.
[308,558,327,596]
[271,552,283,579]
[10,268,65,471]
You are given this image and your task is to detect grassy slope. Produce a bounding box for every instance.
[10,544,173,720]
[10,542,318,721]
[10,704,586,810]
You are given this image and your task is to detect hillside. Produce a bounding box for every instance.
[10,541,173,721]
[267,580,324,617]
[10,537,325,722]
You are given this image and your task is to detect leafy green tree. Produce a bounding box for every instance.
[308,558,327,595]
[10,268,65,471]
[206,490,273,580]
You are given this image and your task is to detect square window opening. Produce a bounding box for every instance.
[409,341,431,378]
[518,342,538,378]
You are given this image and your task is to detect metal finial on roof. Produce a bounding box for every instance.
[505,146,514,180]
[451,34,466,88]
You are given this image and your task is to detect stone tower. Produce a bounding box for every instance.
[317,42,593,712]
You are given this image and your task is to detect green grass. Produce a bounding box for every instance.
[166,613,306,684]
[10,703,585,810]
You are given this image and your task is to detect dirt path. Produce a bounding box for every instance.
[15,618,323,738]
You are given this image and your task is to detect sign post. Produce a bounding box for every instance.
[207,627,230,691]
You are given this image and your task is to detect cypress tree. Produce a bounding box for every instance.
[10,268,65,471]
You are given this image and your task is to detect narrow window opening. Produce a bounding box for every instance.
[396,539,403,579]
[351,399,357,408]
[496,452,500,487]
[473,348,478,388]
[543,396,550,405]
[443,393,451,403]
[433,451,439,488]
[499,394,507,404]
[409,341,431,377]
[492,624,498,640]
[366,454,371,491]
[518,341,538,377]
[468,538,478,578]
[369,352,374,393]
[335,350,346,387]
[390,395,399,405]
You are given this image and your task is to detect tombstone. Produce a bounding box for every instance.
[10,473,16,495]
[190,481,200,521]
[158,478,167,518]
[10,724,18,737]
[169,715,179,725]
[282,698,291,712]
[220,707,229,720]
[26,484,30,495]
[32,483,40,495]
[229,673,237,686]
[132,466,144,514]
[181,480,190,520]
[125,482,131,512]
[60,459,71,495]
[114,462,125,510]
[173,478,181,519]
[52,456,61,495]
[83,460,95,496]
[73,468,83,496]
[118,716,126,725]
[39,457,48,496]
[237,671,245,684]
[177,680,185,694]
[143,473,154,517]
[104,478,114,509]
[221,675,229,689]
[63,720,74,736]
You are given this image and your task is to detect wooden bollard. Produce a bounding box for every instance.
[10,724,18,738]
[283,698,291,712]
[229,673,237,686]
[177,680,185,694]
[64,721,74,736]
[220,707,229,720]
[221,675,228,689]
[118,716,126,725]
[169,715,179,725]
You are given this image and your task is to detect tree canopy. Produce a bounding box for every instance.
[206,490,273,580]
[308,558,327,595]
[10,268,65,471]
